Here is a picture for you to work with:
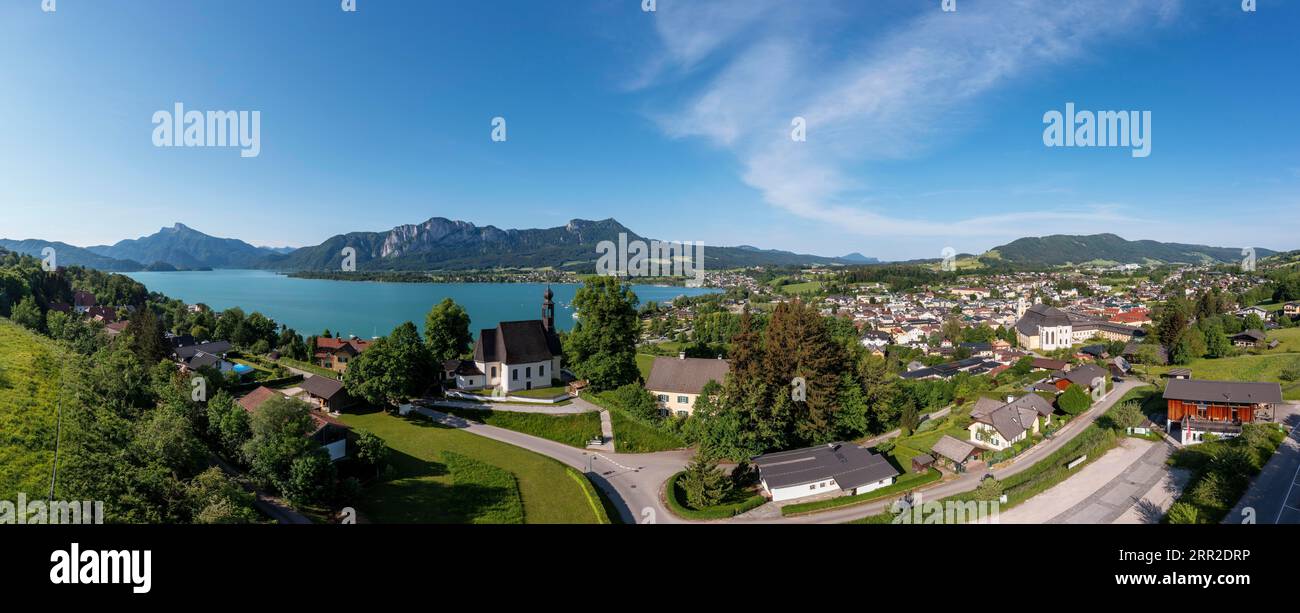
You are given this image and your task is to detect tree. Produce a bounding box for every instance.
[424,298,473,363]
[241,395,317,491]
[186,467,260,524]
[1242,313,1266,333]
[974,476,1003,501]
[679,455,732,509]
[565,277,641,391]
[344,322,434,407]
[10,295,42,332]
[45,309,70,338]
[1203,321,1231,359]
[205,390,251,458]
[1155,299,1190,348]
[1058,384,1092,415]
[1169,328,1205,365]
[1105,401,1144,431]
[283,449,337,505]
[127,307,170,364]
[354,429,390,478]
[132,408,208,478]
[1010,356,1035,377]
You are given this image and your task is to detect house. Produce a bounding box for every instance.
[1122,341,1168,366]
[85,306,118,324]
[1236,306,1269,320]
[1230,329,1266,348]
[1284,302,1300,318]
[1109,310,1152,326]
[174,340,236,374]
[930,435,979,472]
[644,354,730,417]
[968,394,1054,451]
[442,358,486,390]
[299,375,354,413]
[752,443,900,502]
[1053,364,1111,395]
[1030,357,1070,372]
[314,337,372,373]
[1078,344,1108,360]
[859,330,892,350]
[73,290,95,314]
[471,287,563,395]
[1163,379,1282,445]
[239,386,350,461]
[103,321,129,338]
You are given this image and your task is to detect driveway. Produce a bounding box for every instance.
[1226,403,1300,524]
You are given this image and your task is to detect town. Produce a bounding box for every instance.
[3,244,1297,526]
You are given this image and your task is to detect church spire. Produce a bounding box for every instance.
[542,285,555,331]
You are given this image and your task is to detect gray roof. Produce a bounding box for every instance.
[175,340,232,360]
[752,443,899,491]
[971,393,1051,440]
[1015,304,1070,335]
[1063,364,1109,387]
[645,356,730,395]
[473,320,562,365]
[301,375,347,401]
[1163,379,1282,405]
[931,435,976,463]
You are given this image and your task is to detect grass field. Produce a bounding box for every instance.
[0,319,64,499]
[778,281,823,295]
[435,406,602,448]
[664,472,767,520]
[337,409,600,524]
[1149,351,1300,400]
[636,354,655,380]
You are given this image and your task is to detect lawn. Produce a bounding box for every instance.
[1148,351,1300,400]
[509,385,570,400]
[664,472,767,520]
[779,281,823,295]
[435,406,602,448]
[0,319,64,499]
[275,356,340,380]
[636,353,655,380]
[337,409,602,524]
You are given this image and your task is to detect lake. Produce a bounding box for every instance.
[126,269,717,338]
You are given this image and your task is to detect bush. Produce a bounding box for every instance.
[1166,501,1201,524]
[1058,385,1092,416]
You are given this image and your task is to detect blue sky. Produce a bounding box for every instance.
[1,0,1297,261]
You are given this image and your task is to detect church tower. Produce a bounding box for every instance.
[542,285,555,331]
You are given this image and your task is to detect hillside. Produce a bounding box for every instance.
[0,239,144,271]
[0,318,66,499]
[983,234,1275,266]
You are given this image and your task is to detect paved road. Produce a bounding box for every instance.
[411,406,692,523]
[1227,403,1300,524]
[1042,440,1174,524]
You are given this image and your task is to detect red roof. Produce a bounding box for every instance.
[237,386,279,413]
[314,337,371,357]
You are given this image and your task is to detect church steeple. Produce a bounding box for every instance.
[542,285,555,331]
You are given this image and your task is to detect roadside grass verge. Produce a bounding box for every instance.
[510,386,570,400]
[583,391,687,453]
[664,472,767,520]
[565,467,612,524]
[436,405,601,448]
[781,469,942,517]
[337,409,599,524]
[1165,425,1287,524]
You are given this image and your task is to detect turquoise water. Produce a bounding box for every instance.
[126,269,717,338]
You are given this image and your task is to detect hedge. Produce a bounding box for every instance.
[664,472,767,520]
[565,467,612,525]
[781,468,942,517]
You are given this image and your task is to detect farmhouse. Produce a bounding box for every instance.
[968,394,1054,451]
[1230,329,1266,348]
[644,354,730,417]
[752,443,900,502]
[471,287,563,395]
[1163,379,1282,445]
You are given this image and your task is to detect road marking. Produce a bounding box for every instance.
[592,453,638,472]
[1273,422,1300,524]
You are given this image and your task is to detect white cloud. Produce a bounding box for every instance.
[641,0,1183,240]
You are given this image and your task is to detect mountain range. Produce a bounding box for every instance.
[982,234,1275,266]
[0,223,1279,273]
